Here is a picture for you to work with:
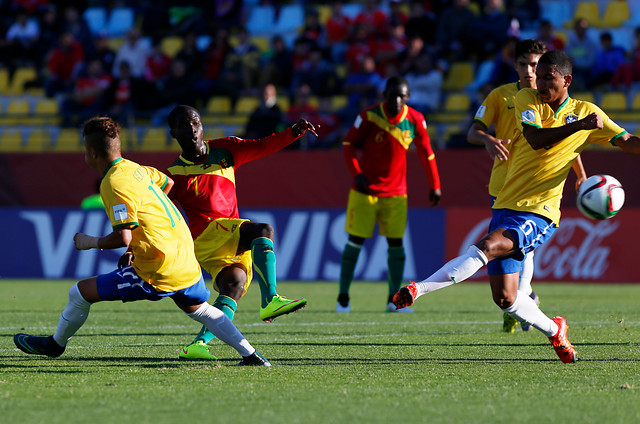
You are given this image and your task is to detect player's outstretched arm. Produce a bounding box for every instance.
[613,133,640,155]
[467,122,510,161]
[291,119,319,138]
[74,228,132,250]
[572,155,587,192]
[524,112,603,150]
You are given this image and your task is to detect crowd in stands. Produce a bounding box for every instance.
[1,0,639,149]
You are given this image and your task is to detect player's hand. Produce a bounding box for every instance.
[118,251,134,268]
[292,119,319,138]
[355,173,370,193]
[74,233,99,250]
[580,112,603,131]
[429,188,442,206]
[485,138,510,161]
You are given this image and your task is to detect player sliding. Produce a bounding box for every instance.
[394,50,640,363]
[14,116,270,366]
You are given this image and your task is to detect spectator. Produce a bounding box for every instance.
[223,27,261,95]
[371,22,406,77]
[5,10,40,66]
[244,83,284,139]
[105,60,153,127]
[112,28,150,78]
[325,0,352,62]
[259,34,294,91]
[398,35,428,75]
[590,32,626,89]
[404,52,443,115]
[291,47,338,98]
[61,6,93,55]
[537,20,564,51]
[285,84,320,149]
[345,23,373,73]
[341,55,384,122]
[388,0,409,28]
[435,0,477,61]
[354,0,388,39]
[45,31,84,98]
[36,5,62,67]
[60,58,111,127]
[314,97,343,149]
[151,59,196,125]
[506,0,540,30]
[565,18,598,91]
[487,37,519,87]
[612,27,640,91]
[299,8,324,47]
[174,31,201,77]
[404,1,436,46]
[144,40,172,83]
[474,0,511,60]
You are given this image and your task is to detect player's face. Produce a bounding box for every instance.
[384,83,410,115]
[536,63,571,108]
[172,110,204,150]
[514,53,542,89]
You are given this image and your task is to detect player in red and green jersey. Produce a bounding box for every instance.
[467,39,587,333]
[14,116,270,366]
[337,76,441,313]
[394,50,640,363]
[166,105,317,360]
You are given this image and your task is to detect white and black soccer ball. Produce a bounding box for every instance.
[576,174,625,220]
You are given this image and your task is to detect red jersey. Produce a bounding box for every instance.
[167,128,299,239]
[343,103,440,197]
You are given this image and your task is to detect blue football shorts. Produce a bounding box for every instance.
[96,265,210,306]
[487,208,557,275]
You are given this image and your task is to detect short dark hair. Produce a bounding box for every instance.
[82,116,121,157]
[539,50,573,75]
[168,105,200,129]
[515,39,546,59]
[385,75,409,93]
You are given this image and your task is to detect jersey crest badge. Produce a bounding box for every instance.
[565,114,578,124]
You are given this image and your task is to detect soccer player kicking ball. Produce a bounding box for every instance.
[163,105,316,360]
[14,116,270,366]
[467,39,587,333]
[394,50,640,363]
[336,76,441,313]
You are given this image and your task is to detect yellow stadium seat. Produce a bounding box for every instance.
[206,96,232,114]
[235,96,259,114]
[600,92,627,112]
[161,36,184,57]
[107,37,125,52]
[8,67,37,95]
[5,98,30,124]
[0,129,24,151]
[571,91,595,103]
[33,98,60,125]
[631,93,640,110]
[331,95,348,110]
[119,128,138,151]
[0,68,9,95]
[204,127,225,140]
[444,93,471,113]
[139,127,169,151]
[317,4,331,24]
[442,62,474,91]
[601,1,630,28]
[571,1,600,27]
[25,129,53,151]
[54,129,82,152]
[250,36,270,52]
[276,96,290,111]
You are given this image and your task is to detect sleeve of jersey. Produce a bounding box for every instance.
[472,90,497,129]
[413,114,441,190]
[586,103,628,147]
[515,89,542,131]
[143,165,168,190]
[102,179,139,231]
[220,127,299,167]
[342,113,367,177]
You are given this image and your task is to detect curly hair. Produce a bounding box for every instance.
[82,116,121,157]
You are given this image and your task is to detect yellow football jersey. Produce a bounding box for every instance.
[473,82,521,197]
[494,88,627,224]
[100,158,202,292]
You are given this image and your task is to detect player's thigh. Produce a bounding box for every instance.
[345,189,378,238]
[378,195,407,239]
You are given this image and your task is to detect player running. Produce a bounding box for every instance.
[336,76,441,313]
[467,39,587,333]
[14,116,270,366]
[394,50,640,363]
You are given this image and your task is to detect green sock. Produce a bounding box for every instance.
[251,237,278,308]
[339,242,362,296]
[194,295,237,344]
[387,247,406,299]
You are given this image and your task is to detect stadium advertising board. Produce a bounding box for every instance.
[0,208,445,281]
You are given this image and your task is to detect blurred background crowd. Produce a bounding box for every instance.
[1,0,640,150]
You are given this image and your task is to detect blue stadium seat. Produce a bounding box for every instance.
[540,1,571,29]
[341,3,363,19]
[83,7,107,35]
[274,5,304,34]
[246,5,276,35]
[105,7,135,37]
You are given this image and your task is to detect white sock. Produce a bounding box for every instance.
[502,291,559,337]
[518,251,534,296]
[414,245,488,298]
[187,302,255,357]
[53,283,91,346]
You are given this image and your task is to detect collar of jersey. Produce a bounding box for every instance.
[102,157,123,178]
[381,103,408,125]
[553,96,571,119]
[179,142,210,165]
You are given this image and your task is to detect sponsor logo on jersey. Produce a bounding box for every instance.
[475,105,486,118]
[521,109,536,123]
[113,204,128,221]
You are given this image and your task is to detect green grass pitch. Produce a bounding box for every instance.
[1,279,639,423]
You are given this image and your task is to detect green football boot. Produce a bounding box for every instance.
[179,340,217,360]
[503,312,518,333]
[260,295,307,323]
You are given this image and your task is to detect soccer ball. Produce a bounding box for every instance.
[576,174,625,220]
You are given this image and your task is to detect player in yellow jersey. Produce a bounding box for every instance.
[394,50,640,363]
[14,116,270,366]
[467,39,587,333]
